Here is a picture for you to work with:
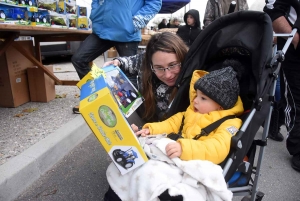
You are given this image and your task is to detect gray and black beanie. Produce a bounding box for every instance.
[194,66,239,110]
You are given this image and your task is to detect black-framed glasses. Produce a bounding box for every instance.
[151,63,181,75]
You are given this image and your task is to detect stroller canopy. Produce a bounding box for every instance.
[166,11,274,118]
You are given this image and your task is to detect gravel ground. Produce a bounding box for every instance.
[0,56,105,166]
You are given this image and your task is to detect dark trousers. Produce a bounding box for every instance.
[71,33,139,79]
[278,38,300,156]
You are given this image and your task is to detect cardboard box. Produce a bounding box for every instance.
[79,75,147,175]
[107,48,117,58]
[27,65,55,102]
[0,41,34,107]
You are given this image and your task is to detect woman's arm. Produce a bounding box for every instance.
[105,52,145,75]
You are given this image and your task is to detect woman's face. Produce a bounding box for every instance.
[151,51,181,86]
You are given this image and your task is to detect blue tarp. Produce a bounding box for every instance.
[159,0,191,14]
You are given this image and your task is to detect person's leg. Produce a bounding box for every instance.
[279,43,300,171]
[71,33,113,79]
[114,41,139,56]
[71,34,113,113]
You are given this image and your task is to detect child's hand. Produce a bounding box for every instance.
[131,124,150,136]
[131,124,139,132]
[165,142,182,159]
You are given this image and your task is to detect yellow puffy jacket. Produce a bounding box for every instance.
[144,70,244,164]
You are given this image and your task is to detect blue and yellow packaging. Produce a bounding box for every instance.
[79,66,147,175]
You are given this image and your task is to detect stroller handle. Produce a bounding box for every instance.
[228,1,236,14]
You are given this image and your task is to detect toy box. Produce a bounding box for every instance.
[66,13,76,28]
[65,0,75,14]
[57,0,65,14]
[35,8,50,25]
[77,16,87,29]
[4,0,18,5]
[18,0,38,11]
[50,12,67,28]
[0,5,28,23]
[76,5,86,16]
[78,66,147,175]
[38,0,57,12]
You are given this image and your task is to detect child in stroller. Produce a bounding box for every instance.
[105,60,245,201]
[133,60,244,164]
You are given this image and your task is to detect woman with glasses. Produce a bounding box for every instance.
[103,32,188,122]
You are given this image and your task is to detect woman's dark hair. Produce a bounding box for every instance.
[141,32,188,120]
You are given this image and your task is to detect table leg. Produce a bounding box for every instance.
[12,42,63,85]
[0,33,19,57]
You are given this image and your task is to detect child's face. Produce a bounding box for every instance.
[187,15,195,26]
[193,90,223,114]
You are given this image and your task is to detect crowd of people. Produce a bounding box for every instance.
[70,0,300,200]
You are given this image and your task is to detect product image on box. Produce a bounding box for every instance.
[104,66,143,117]
[110,146,144,170]
[79,76,148,175]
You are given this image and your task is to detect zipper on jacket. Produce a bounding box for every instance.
[189,27,191,45]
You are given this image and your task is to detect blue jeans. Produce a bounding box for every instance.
[72,33,139,79]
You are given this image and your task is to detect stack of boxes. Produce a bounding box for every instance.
[0,0,90,29]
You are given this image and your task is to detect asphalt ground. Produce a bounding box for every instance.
[14,127,300,201]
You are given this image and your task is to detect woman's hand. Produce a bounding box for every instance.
[103,59,120,67]
[165,142,182,159]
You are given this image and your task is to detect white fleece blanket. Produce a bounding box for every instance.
[106,136,232,201]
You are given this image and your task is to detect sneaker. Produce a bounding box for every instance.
[269,130,284,142]
[72,105,80,114]
[292,154,300,172]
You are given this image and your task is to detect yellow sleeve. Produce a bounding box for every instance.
[178,118,242,164]
[143,112,185,135]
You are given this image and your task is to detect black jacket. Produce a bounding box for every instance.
[158,22,167,29]
[177,9,202,47]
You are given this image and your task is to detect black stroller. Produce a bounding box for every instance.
[162,11,276,201]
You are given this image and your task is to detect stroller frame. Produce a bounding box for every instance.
[165,10,286,201]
